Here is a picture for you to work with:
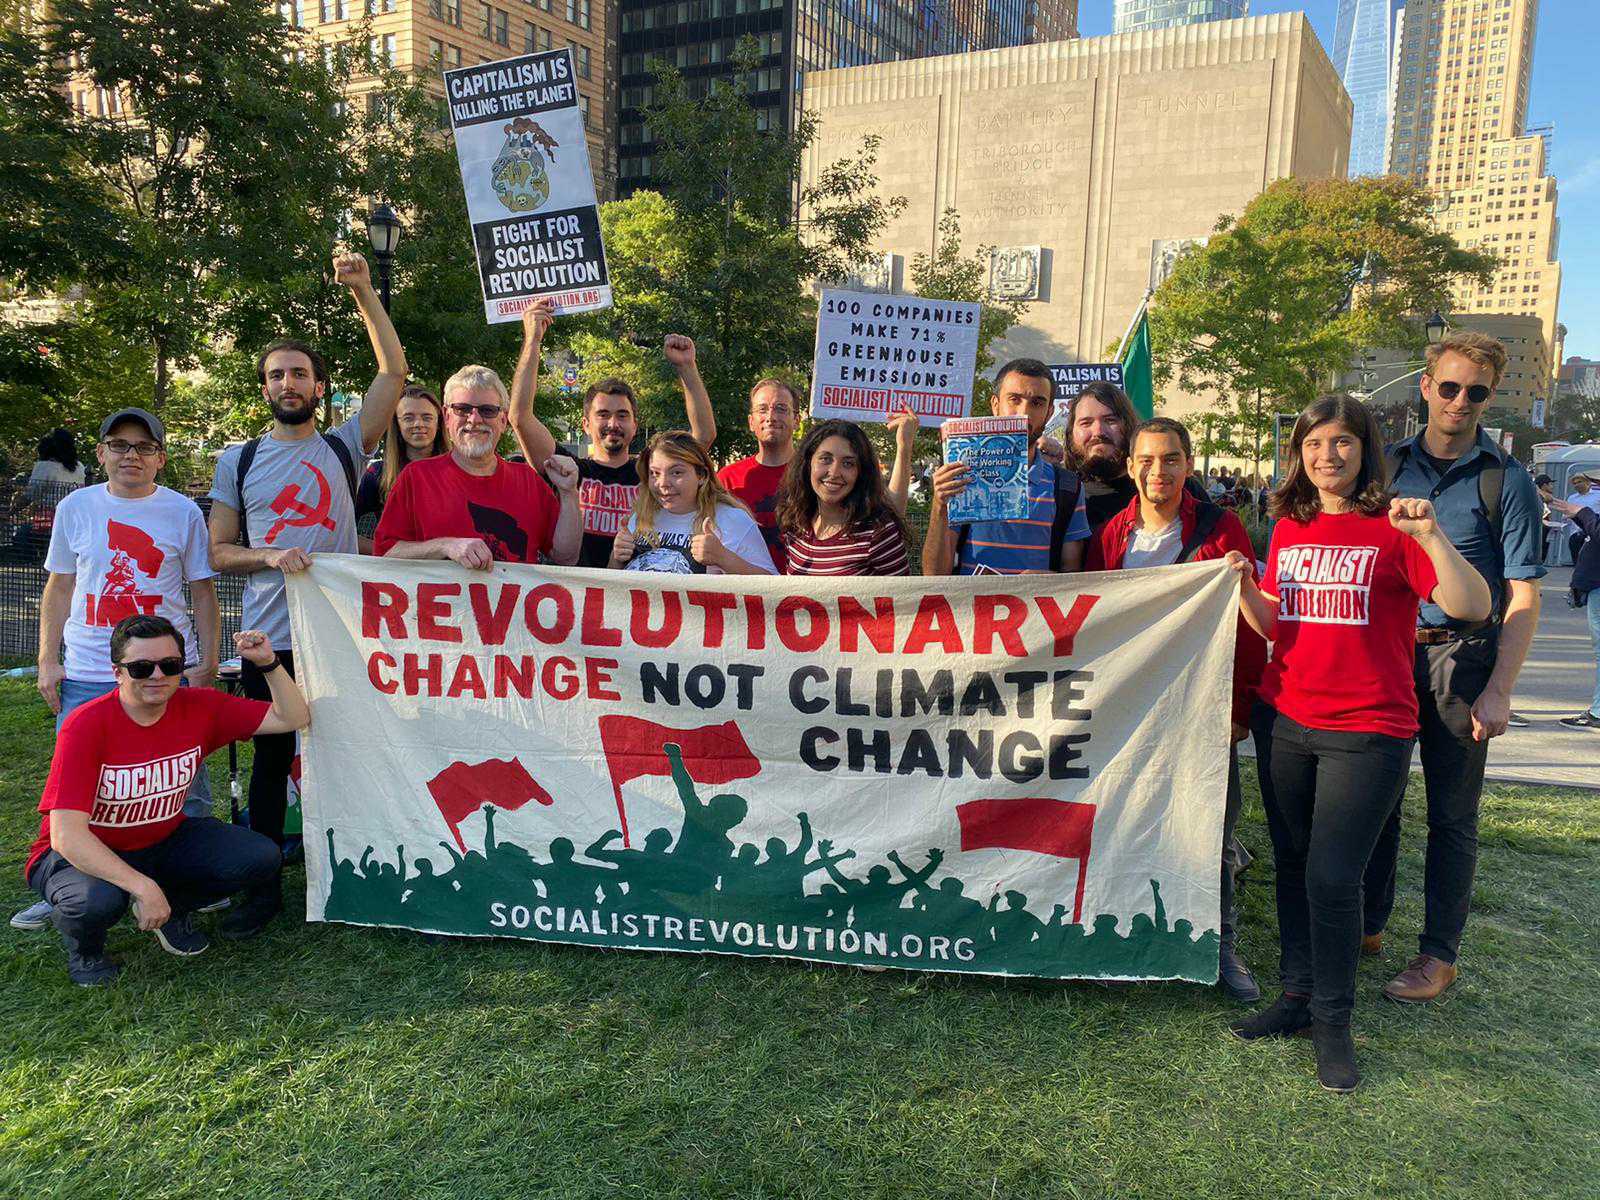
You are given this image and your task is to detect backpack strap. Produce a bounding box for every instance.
[1382,442,1406,490]
[321,430,359,504]
[233,437,262,548]
[1048,465,1084,573]
[1176,502,1225,564]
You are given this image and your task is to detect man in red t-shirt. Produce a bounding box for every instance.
[718,378,801,568]
[25,615,309,986]
[375,364,582,567]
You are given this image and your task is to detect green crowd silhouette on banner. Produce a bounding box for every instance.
[323,745,1220,980]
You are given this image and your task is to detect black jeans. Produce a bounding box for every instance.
[1221,742,1244,951]
[240,650,297,845]
[1252,704,1413,1025]
[1362,634,1495,963]
[28,817,281,956]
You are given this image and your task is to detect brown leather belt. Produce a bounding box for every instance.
[1415,627,1458,646]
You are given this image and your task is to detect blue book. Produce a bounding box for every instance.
[940,417,1030,525]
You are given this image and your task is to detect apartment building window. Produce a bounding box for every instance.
[565,0,590,30]
[579,94,590,127]
[537,25,551,50]
[523,20,536,51]
[482,4,493,37]
[429,37,444,64]
[572,42,590,78]
[449,43,462,67]
[321,0,346,20]
[494,7,509,44]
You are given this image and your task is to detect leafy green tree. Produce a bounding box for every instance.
[1146,176,1496,472]
[44,0,355,408]
[0,28,125,288]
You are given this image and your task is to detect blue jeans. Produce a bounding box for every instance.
[1588,590,1600,718]
[58,678,214,818]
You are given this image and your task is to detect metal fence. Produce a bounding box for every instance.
[1,478,248,662]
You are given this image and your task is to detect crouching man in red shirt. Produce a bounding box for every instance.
[24,615,309,986]
[1088,417,1269,1004]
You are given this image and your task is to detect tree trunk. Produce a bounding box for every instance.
[1253,388,1264,482]
[153,339,169,411]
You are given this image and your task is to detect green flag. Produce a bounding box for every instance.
[1120,311,1154,419]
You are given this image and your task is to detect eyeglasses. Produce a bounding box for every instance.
[102,438,162,457]
[1433,380,1492,404]
[116,657,185,679]
[447,402,504,419]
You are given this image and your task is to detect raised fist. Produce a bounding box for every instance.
[333,252,371,289]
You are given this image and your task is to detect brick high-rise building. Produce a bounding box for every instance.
[1387,0,1560,414]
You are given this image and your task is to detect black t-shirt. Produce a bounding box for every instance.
[572,455,640,568]
[1083,475,1138,533]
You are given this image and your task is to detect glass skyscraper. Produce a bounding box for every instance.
[1332,0,1403,176]
[1112,0,1246,34]
[618,0,1079,193]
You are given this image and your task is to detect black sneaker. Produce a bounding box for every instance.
[220,879,282,941]
[1229,992,1311,1041]
[154,912,210,957]
[67,951,121,987]
[1312,1020,1360,1093]
[1218,945,1262,1004]
[1558,712,1600,731]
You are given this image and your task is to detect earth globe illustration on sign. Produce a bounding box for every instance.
[490,117,559,214]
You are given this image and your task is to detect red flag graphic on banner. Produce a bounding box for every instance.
[956,797,1096,923]
[106,519,165,577]
[426,757,553,851]
[596,715,761,846]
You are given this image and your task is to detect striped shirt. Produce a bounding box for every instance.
[955,457,1090,574]
[782,518,910,577]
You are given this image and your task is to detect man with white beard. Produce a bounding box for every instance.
[375,365,582,568]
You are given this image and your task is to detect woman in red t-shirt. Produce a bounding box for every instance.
[776,420,911,577]
[1222,394,1490,1093]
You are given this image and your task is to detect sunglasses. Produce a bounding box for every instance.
[1433,380,1492,404]
[447,402,504,419]
[116,657,185,679]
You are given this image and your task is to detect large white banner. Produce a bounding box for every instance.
[285,560,1238,981]
[444,49,611,322]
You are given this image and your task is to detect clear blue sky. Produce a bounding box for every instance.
[1077,1,1600,362]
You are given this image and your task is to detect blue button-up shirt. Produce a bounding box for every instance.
[1387,429,1546,629]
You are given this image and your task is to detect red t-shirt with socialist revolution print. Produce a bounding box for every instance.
[1257,509,1439,738]
[24,687,268,880]
[374,454,559,564]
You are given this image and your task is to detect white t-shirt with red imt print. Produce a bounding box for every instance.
[24,687,269,881]
[44,484,216,682]
[1257,509,1439,739]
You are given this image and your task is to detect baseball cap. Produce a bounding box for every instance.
[98,408,165,445]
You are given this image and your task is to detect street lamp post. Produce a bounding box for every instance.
[366,203,404,313]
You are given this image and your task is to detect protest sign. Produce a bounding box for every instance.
[286,559,1239,982]
[941,417,1030,525]
[811,290,982,427]
[444,49,610,323]
[1047,363,1125,428]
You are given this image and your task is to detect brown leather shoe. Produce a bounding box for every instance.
[1383,954,1458,1003]
[1361,933,1383,957]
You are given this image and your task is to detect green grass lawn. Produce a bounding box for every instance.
[1,677,1596,1199]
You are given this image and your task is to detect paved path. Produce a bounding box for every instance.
[1488,566,1599,789]
[1242,566,1599,791]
